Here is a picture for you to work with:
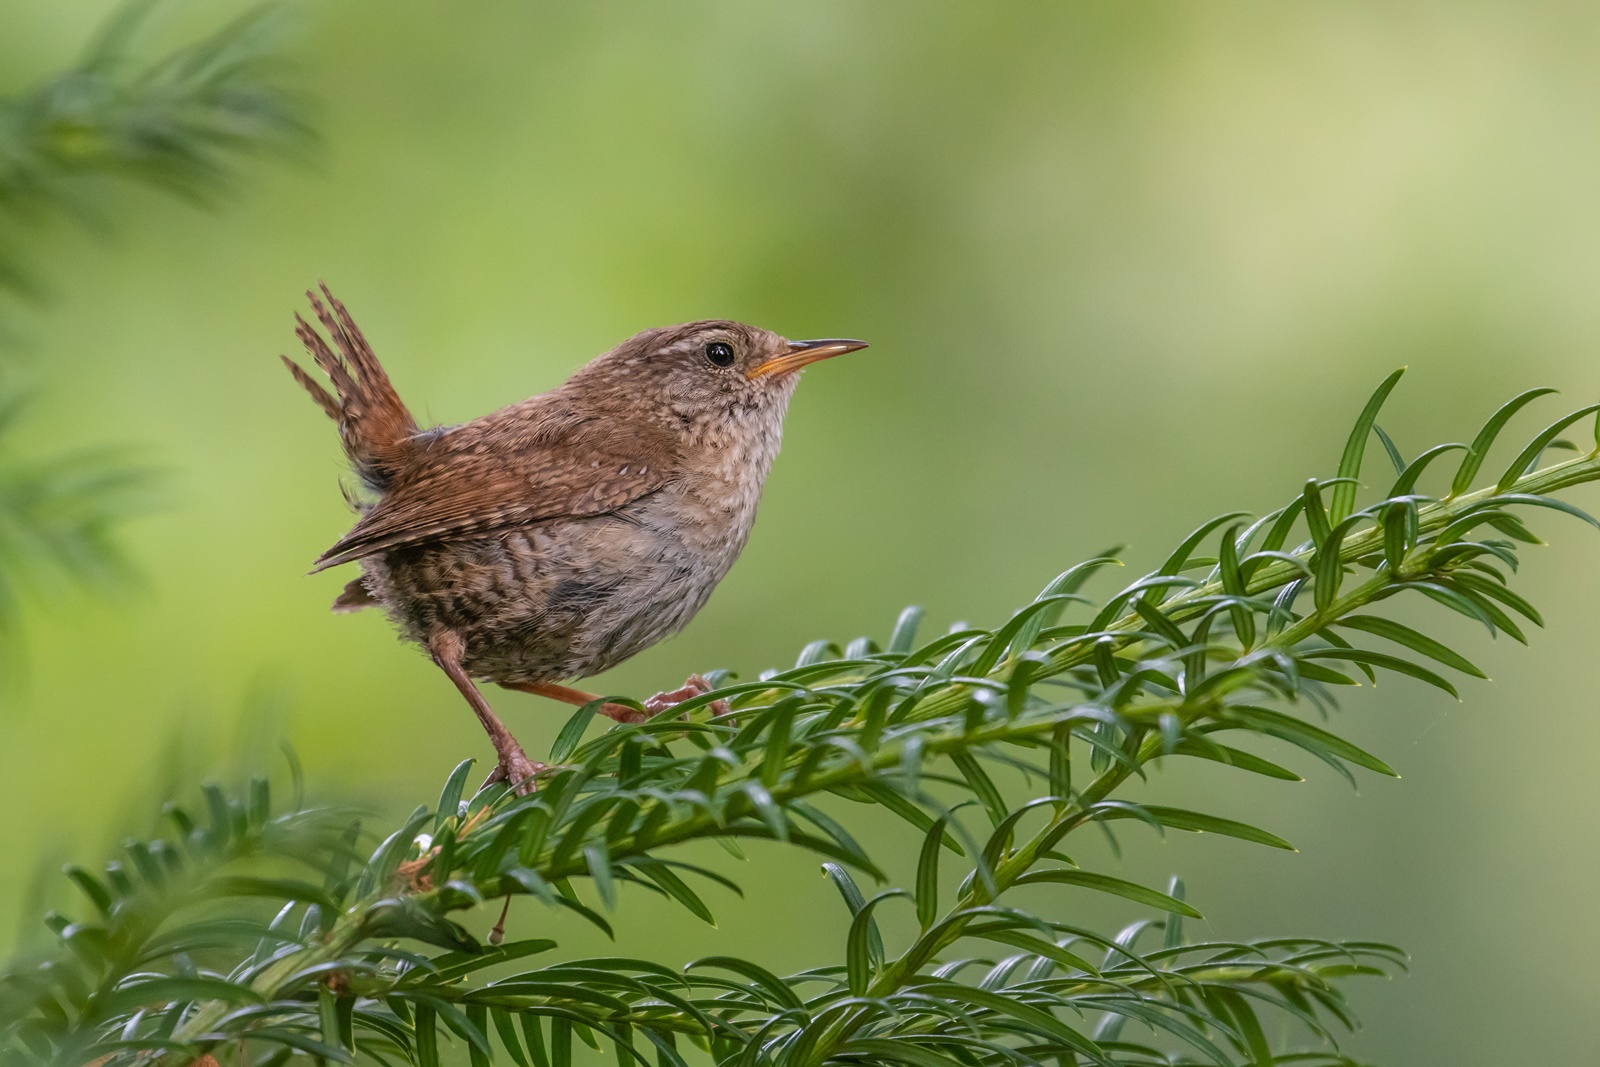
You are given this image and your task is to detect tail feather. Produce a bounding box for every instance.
[331,576,379,613]
[282,284,418,490]
[281,354,340,420]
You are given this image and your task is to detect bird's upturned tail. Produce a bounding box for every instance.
[282,284,418,491]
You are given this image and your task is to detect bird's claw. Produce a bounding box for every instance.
[642,674,731,717]
[481,749,546,796]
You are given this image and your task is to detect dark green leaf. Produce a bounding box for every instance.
[1301,648,1460,698]
[847,891,906,994]
[1373,423,1406,476]
[1390,441,1467,496]
[1497,404,1600,490]
[436,759,475,832]
[915,816,947,929]
[98,976,264,1014]
[493,1009,530,1067]
[950,752,1007,828]
[1495,492,1600,533]
[972,927,1098,974]
[888,606,925,654]
[1452,387,1558,495]
[1146,513,1252,602]
[64,866,113,917]
[1049,722,1073,798]
[1336,615,1486,678]
[1133,600,1189,652]
[549,705,600,762]
[1302,480,1331,548]
[1312,515,1363,613]
[688,957,804,1010]
[1013,869,1202,918]
[1330,368,1405,523]
[552,1019,572,1067]
[1216,989,1274,1066]
[467,1004,492,1067]
[1451,569,1545,625]
[1163,877,1187,950]
[1218,522,1255,646]
[1169,739,1303,781]
[1226,705,1398,776]
[585,843,617,911]
[837,1040,970,1067]
[522,1016,549,1067]
[1096,804,1294,850]
[914,978,1107,1059]
[1381,501,1412,573]
[634,863,715,926]
[822,863,884,971]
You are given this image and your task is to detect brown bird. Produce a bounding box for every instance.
[283,286,866,792]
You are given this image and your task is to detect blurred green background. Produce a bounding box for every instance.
[6,2,1600,1062]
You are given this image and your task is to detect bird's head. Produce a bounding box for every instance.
[574,321,867,423]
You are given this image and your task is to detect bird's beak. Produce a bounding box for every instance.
[747,338,869,379]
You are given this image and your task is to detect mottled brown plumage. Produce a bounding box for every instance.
[283,285,865,792]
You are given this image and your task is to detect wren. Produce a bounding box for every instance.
[283,285,866,792]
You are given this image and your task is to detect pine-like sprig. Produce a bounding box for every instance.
[0,1,310,660]
[6,371,1598,1066]
[0,0,311,299]
[0,380,154,655]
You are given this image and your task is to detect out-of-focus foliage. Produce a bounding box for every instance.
[6,376,1596,1066]
[0,380,151,660]
[0,1,307,658]
[0,0,310,300]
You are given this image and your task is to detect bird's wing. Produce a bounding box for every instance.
[312,413,677,571]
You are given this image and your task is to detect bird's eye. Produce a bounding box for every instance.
[704,341,736,368]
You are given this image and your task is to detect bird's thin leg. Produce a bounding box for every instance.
[502,681,647,723]
[428,631,545,794]
[505,677,729,720]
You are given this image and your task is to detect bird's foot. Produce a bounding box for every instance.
[480,746,546,796]
[643,674,731,717]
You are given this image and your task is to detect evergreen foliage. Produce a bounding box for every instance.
[0,384,151,650]
[0,1,308,654]
[6,373,1598,1066]
[0,0,309,301]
